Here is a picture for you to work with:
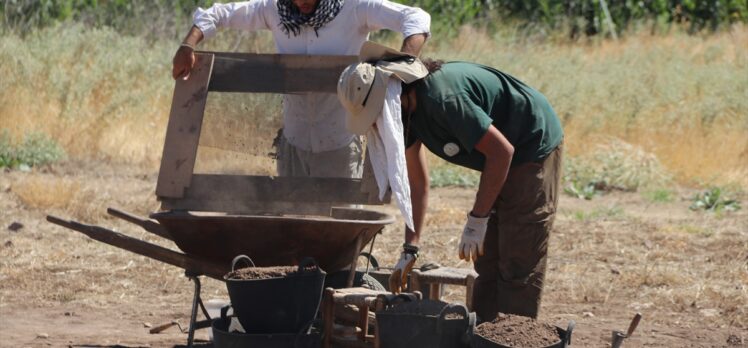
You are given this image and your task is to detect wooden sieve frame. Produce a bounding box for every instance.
[155,52,388,215]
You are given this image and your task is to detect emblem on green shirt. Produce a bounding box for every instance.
[443,143,459,157]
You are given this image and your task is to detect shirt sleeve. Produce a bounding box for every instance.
[193,0,273,38]
[356,0,431,38]
[437,92,493,152]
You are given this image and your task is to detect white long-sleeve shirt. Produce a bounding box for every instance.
[194,0,430,152]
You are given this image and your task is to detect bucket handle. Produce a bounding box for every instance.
[297,257,322,274]
[231,255,256,271]
[436,303,473,348]
[563,320,575,347]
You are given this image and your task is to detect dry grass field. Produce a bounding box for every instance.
[1,23,747,347]
[0,162,746,347]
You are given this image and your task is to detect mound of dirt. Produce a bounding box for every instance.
[225,266,299,280]
[475,313,560,347]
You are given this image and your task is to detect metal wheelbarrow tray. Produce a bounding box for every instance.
[48,207,394,279]
[151,207,394,273]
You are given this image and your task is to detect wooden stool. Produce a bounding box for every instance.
[410,267,478,311]
[322,287,421,348]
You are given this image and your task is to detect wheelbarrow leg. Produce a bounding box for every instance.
[346,233,365,288]
[186,271,204,348]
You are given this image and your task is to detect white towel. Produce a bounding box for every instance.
[365,79,414,231]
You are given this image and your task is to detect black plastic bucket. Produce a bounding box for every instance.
[212,307,321,348]
[376,299,474,348]
[471,320,575,348]
[224,256,326,334]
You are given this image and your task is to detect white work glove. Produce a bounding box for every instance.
[388,245,418,293]
[458,213,489,262]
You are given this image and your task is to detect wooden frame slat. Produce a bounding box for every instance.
[208,53,357,93]
[156,53,215,198]
[155,52,386,211]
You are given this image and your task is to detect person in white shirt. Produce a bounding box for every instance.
[172,0,431,178]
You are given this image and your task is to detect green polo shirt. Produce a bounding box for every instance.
[404,62,563,171]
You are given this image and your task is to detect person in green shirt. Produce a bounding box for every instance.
[338,42,563,320]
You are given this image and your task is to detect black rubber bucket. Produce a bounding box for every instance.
[376,299,474,348]
[224,256,326,334]
[212,307,322,348]
[471,320,575,348]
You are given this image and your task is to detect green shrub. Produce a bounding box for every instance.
[2,0,746,38]
[563,138,671,199]
[689,187,741,212]
[0,130,66,169]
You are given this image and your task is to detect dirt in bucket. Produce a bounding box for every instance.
[226,266,299,280]
[475,313,560,347]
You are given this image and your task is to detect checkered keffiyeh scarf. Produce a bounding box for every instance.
[277,0,344,37]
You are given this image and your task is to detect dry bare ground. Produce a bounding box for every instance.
[0,161,746,347]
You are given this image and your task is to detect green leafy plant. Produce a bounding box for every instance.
[564,180,598,200]
[0,130,65,169]
[644,188,674,203]
[689,187,741,212]
[562,138,672,200]
[429,165,480,188]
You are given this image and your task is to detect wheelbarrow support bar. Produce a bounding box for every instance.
[106,207,172,241]
[46,215,225,280]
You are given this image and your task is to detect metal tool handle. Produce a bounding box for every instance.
[626,313,642,337]
[564,320,576,347]
[149,321,178,334]
[231,255,255,271]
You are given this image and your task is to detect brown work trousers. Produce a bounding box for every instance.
[472,143,562,321]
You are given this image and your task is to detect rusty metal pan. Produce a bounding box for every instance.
[149,207,395,273]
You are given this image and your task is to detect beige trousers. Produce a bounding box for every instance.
[275,135,364,178]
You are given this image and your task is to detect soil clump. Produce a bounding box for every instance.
[475,313,560,347]
[225,266,299,280]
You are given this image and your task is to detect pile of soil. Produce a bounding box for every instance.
[475,313,560,347]
[225,266,299,280]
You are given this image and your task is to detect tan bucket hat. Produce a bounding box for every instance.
[337,41,429,135]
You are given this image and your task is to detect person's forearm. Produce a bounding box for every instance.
[405,143,429,245]
[181,25,205,47]
[400,33,428,57]
[472,156,510,217]
[472,127,514,217]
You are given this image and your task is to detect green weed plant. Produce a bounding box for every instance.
[0,130,65,170]
[563,138,671,199]
[689,187,741,212]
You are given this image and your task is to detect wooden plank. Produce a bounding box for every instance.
[156,53,215,198]
[207,53,357,93]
